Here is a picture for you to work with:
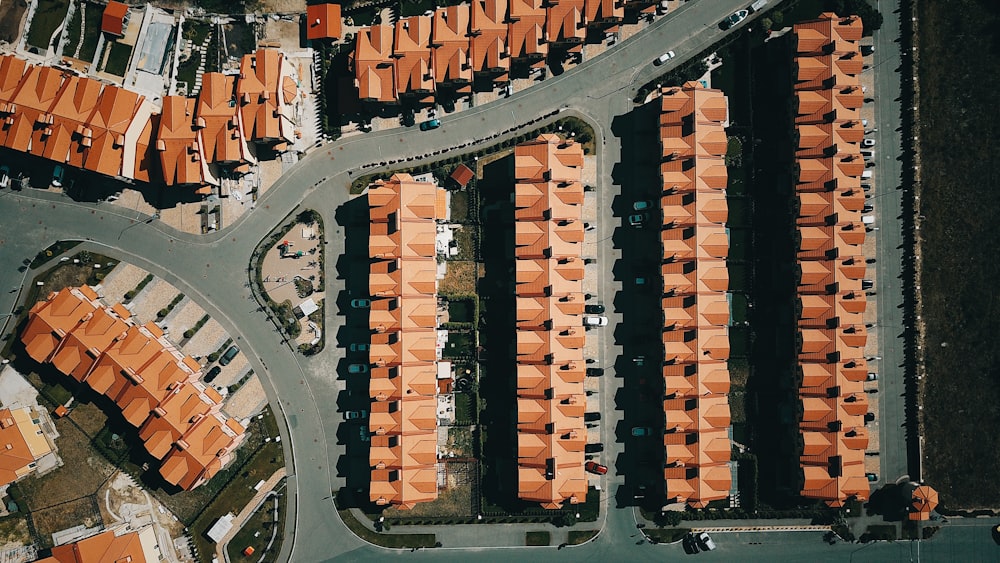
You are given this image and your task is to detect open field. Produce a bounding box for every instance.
[916,0,1000,509]
[226,482,285,563]
[0,0,27,43]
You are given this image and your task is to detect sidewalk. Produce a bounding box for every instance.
[216,467,287,563]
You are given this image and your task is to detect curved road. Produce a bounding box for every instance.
[2,1,993,562]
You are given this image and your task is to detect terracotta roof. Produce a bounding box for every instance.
[156,96,215,187]
[306,3,342,40]
[449,163,474,187]
[371,466,438,508]
[432,6,472,86]
[196,73,252,165]
[508,0,548,61]
[547,0,586,45]
[47,529,149,563]
[0,408,50,487]
[909,485,938,521]
[160,412,244,490]
[583,0,623,27]
[469,0,510,78]
[394,16,434,96]
[101,1,129,36]
[50,306,129,382]
[21,288,99,363]
[794,13,863,55]
[354,25,397,102]
[237,49,296,144]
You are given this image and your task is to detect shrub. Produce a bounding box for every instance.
[157,308,169,319]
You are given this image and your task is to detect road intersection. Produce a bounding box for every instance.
[1,0,997,561]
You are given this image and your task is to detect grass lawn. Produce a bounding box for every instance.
[448,299,474,323]
[0,515,30,545]
[525,530,550,546]
[104,41,133,76]
[644,528,690,543]
[338,509,437,548]
[385,484,473,519]
[453,393,475,425]
[226,481,285,563]
[26,0,69,49]
[443,331,473,359]
[452,225,474,260]
[439,261,477,296]
[176,53,201,90]
[191,441,285,562]
[450,190,469,222]
[567,529,598,544]
[916,0,1000,509]
[446,425,474,455]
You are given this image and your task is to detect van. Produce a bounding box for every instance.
[653,51,675,66]
[219,345,240,366]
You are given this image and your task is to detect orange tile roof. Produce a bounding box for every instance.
[371,466,438,508]
[237,49,295,143]
[160,412,244,490]
[583,0,623,27]
[547,0,586,45]
[393,16,434,96]
[354,25,397,102]
[50,307,129,382]
[196,73,251,165]
[909,485,938,521]
[0,408,45,487]
[794,13,863,55]
[47,529,148,563]
[21,288,99,363]
[306,3,342,40]
[101,1,129,36]
[508,0,548,62]
[156,96,214,187]
[469,0,510,78]
[432,6,473,86]
[138,381,219,460]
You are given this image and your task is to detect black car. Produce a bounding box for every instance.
[205,366,222,382]
[586,367,604,377]
[683,534,701,554]
[584,443,604,453]
[584,412,601,422]
[585,304,605,314]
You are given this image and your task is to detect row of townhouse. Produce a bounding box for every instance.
[351,0,653,105]
[38,526,160,563]
[657,83,734,508]
[0,49,297,193]
[791,13,873,507]
[20,286,245,491]
[367,174,448,508]
[513,134,589,508]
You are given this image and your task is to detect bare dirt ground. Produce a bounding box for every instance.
[260,0,305,13]
[0,0,28,44]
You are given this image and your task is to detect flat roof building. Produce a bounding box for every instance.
[306,2,343,41]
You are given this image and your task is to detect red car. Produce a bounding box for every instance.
[585,461,608,475]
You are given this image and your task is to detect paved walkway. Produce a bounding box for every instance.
[216,467,287,563]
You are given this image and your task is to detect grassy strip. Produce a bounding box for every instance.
[525,531,550,546]
[567,529,598,545]
[207,338,233,363]
[226,481,285,562]
[338,509,437,548]
[104,41,132,76]
[860,524,896,542]
[644,528,690,543]
[29,241,82,268]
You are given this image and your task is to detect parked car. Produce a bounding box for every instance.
[653,50,676,66]
[633,200,654,211]
[419,119,441,131]
[656,0,668,14]
[861,279,874,290]
[863,203,874,213]
[861,44,875,55]
[866,472,878,482]
[720,9,749,29]
[682,534,701,554]
[584,443,604,453]
[586,367,604,377]
[358,426,371,442]
[350,298,371,308]
[867,372,878,381]
[51,164,64,187]
[348,363,369,374]
[631,426,654,437]
[864,412,876,423]
[344,410,369,421]
[205,366,222,382]
[583,316,609,327]
[628,212,649,226]
[695,532,717,551]
[584,412,601,422]
[862,138,877,148]
[0,165,9,189]
[349,343,370,352]
[219,345,240,366]
[585,304,605,314]
[585,461,608,475]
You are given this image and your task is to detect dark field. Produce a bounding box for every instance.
[917,0,1000,508]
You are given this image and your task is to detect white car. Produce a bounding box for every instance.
[653,50,676,66]
[583,316,609,327]
[862,138,876,148]
[696,532,717,551]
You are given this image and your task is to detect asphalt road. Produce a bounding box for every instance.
[1,0,992,561]
[869,0,910,484]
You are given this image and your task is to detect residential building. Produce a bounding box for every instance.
[37,527,160,563]
[0,407,55,487]
[196,72,255,169]
[431,6,473,94]
[469,0,510,83]
[353,25,397,104]
[367,174,441,509]
[792,12,871,507]
[508,0,548,66]
[546,0,586,49]
[394,16,435,102]
[101,1,130,37]
[582,0,623,31]
[20,287,245,491]
[513,134,588,508]
[236,48,298,147]
[658,82,733,508]
[306,2,343,41]
[156,95,217,191]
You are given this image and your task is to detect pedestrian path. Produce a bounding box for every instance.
[690,525,831,533]
[216,467,287,563]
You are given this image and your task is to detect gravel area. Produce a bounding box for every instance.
[162,298,206,339]
[212,355,250,388]
[98,263,149,305]
[223,375,267,420]
[181,318,228,359]
[129,278,182,324]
